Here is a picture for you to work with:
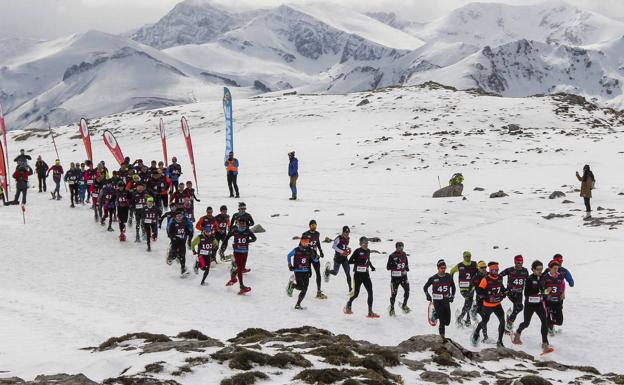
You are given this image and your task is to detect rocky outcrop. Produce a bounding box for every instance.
[4,328,621,385]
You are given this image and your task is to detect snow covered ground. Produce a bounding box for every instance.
[1,85,623,381]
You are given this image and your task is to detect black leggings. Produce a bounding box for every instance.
[347,272,373,311]
[517,303,549,344]
[433,299,451,336]
[227,173,239,197]
[135,210,145,237]
[145,223,158,248]
[38,175,46,192]
[584,197,591,212]
[547,301,563,327]
[390,276,409,307]
[459,290,474,320]
[312,260,321,291]
[507,292,524,322]
[69,184,79,205]
[169,240,186,273]
[295,271,310,306]
[200,255,212,284]
[118,207,129,233]
[475,304,505,343]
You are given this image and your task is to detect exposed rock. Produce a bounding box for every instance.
[250,224,266,233]
[220,371,268,385]
[562,200,574,204]
[549,191,566,199]
[0,379,25,385]
[474,187,485,191]
[357,99,370,107]
[476,347,533,362]
[401,358,426,371]
[516,375,553,385]
[176,329,210,341]
[103,377,181,385]
[31,375,98,385]
[451,369,480,378]
[542,213,574,220]
[433,184,464,198]
[142,338,224,354]
[420,371,450,384]
[367,237,382,242]
[490,190,508,198]
[96,333,171,351]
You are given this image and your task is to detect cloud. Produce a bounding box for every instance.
[1,0,623,40]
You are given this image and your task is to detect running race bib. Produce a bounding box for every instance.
[432,293,443,300]
[135,204,144,209]
[87,180,94,185]
[528,296,541,303]
[391,271,402,277]
[459,281,470,288]
[92,192,99,198]
[356,266,367,273]
[199,250,210,255]
[144,219,153,224]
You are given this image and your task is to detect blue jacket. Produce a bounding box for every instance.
[224,158,239,175]
[288,158,298,177]
[287,247,310,273]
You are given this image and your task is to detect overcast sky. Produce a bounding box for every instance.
[2,0,624,40]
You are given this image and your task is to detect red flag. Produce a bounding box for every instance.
[0,103,8,173]
[102,130,125,165]
[160,118,168,167]
[0,139,7,197]
[79,118,93,162]
[180,116,198,191]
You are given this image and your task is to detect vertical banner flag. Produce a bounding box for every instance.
[0,103,8,173]
[102,130,125,165]
[180,116,198,191]
[0,140,7,197]
[160,118,168,167]
[79,118,93,162]
[223,87,234,162]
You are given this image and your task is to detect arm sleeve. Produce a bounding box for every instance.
[221,229,234,249]
[287,249,296,266]
[195,217,204,232]
[478,278,487,290]
[332,237,341,254]
[248,214,255,226]
[499,268,510,277]
[450,279,457,297]
[449,265,459,275]
[423,277,433,295]
[565,271,574,287]
[248,231,257,243]
[191,236,201,251]
[386,255,392,270]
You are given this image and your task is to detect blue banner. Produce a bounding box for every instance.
[223,87,234,162]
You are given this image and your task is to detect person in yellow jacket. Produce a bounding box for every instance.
[225,151,240,198]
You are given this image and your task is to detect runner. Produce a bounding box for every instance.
[472,262,507,347]
[387,242,410,316]
[324,226,353,294]
[423,259,455,340]
[450,251,478,327]
[287,235,315,309]
[302,220,327,299]
[344,237,379,318]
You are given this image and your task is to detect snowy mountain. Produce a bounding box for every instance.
[411,1,624,47]
[131,0,264,50]
[2,0,624,131]
[0,30,255,130]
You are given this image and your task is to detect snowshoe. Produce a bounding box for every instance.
[511,332,522,345]
[119,232,126,242]
[70,203,75,208]
[294,304,305,310]
[181,269,190,278]
[50,193,55,199]
[402,305,411,314]
[166,252,174,265]
[226,277,238,286]
[464,318,472,327]
[427,302,438,327]
[100,219,105,226]
[541,343,555,355]
[243,268,251,273]
[238,286,252,295]
[470,333,479,347]
[147,245,151,252]
[323,262,331,282]
[316,291,328,299]
[389,307,396,317]
[107,226,114,232]
[200,282,207,286]
[286,274,296,297]
[367,312,380,319]
[343,305,353,315]
[57,195,62,200]
[496,340,505,348]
